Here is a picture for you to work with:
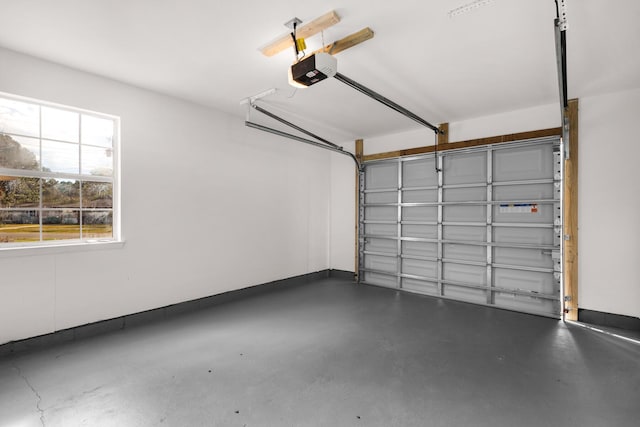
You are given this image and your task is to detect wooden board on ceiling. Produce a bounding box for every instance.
[260,10,341,57]
[311,27,375,56]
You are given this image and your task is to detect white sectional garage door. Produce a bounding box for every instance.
[360,137,562,318]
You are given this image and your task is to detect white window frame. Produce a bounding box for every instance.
[0,91,121,252]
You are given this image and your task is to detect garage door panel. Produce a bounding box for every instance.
[444,205,486,222]
[444,187,486,202]
[402,278,438,295]
[443,152,486,185]
[402,258,437,277]
[365,254,397,273]
[403,189,437,203]
[444,244,486,263]
[366,163,398,189]
[494,247,553,269]
[365,238,396,254]
[493,204,553,223]
[361,138,561,318]
[493,145,554,181]
[493,227,554,245]
[363,271,396,288]
[403,158,438,187]
[365,206,396,221]
[402,241,437,258]
[443,263,485,286]
[494,292,559,316]
[443,285,486,304]
[402,224,436,239]
[402,206,437,221]
[493,268,557,294]
[365,223,396,237]
[443,225,485,242]
[365,191,397,204]
[493,184,553,201]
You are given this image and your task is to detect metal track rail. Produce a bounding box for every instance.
[334,72,440,133]
[250,104,342,150]
[245,121,361,169]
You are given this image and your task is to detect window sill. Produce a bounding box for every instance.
[0,240,126,258]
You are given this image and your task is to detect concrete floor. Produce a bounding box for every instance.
[1,277,639,427]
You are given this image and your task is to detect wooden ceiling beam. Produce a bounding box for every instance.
[311,27,375,56]
[260,10,341,57]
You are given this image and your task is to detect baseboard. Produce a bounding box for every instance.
[0,269,344,357]
[578,309,640,331]
[328,269,356,280]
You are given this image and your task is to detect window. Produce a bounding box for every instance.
[0,92,120,247]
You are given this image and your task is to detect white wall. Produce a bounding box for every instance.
[330,91,640,318]
[579,88,640,318]
[329,143,357,272]
[0,47,333,344]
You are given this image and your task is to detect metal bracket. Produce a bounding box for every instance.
[239,88,277,106]
[557,0,569,31]
[284,17,303,30]
[564,295,572,302]
[562,115,570,160]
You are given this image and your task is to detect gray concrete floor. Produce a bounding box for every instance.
[1,277,639,427]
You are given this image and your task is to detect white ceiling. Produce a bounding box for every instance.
[0,0,638,142]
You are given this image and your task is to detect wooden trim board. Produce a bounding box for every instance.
[363,127,562,162]
[437,123,449,145]
[311,28,375,56]
[564,99,579,321]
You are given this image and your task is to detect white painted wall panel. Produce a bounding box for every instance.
[329,151,356,273]
[0,255,55,342]
[0,47,334,344]
[579,88,640,317]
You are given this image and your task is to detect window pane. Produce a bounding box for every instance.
[42,107,79,142]
[42,210,80,240]
[0,177,40,208]
[0,97,39,137]
[42,140,79,174]
[1,94,119,247]
[42,178,80,208]
[82,210,113,239]
[82,145,113,176]
[82,181,112,208]
[0,134,40,170]
[0,210,40,243]
[82,115,113,148]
